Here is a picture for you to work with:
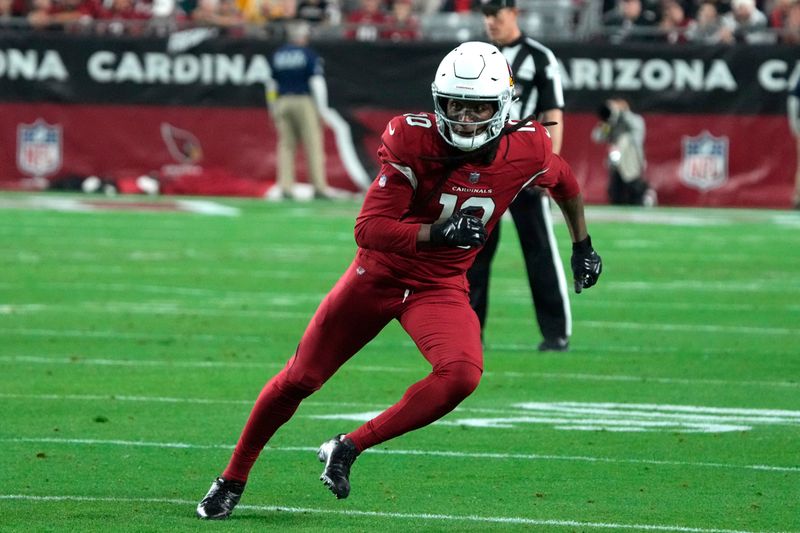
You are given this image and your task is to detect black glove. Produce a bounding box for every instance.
[430,206,487,248]
[571,235,602,293]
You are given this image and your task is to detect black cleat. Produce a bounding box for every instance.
[538,337,569,352]
[196,476,245,520]
[318,434,359,499]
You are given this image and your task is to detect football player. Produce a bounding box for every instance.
[196,41,602,520]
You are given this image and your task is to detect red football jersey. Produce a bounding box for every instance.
[354,112,579,288]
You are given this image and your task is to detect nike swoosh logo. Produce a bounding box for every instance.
[389,124,396,135]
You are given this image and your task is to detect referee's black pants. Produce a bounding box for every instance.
[467,188,571,342]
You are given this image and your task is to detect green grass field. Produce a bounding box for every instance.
[1,192,798,532]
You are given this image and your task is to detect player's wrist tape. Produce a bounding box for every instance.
[572,235,593,254]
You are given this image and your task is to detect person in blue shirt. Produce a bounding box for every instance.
[267,21,332,199]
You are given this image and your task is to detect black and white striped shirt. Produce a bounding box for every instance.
[497,35,564,121]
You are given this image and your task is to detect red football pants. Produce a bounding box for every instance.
[222,256,484,483]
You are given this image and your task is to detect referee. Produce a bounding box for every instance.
[468,0,572,351]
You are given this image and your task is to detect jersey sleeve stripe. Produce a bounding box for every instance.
[522,167,549,190]
[389,162,418,191]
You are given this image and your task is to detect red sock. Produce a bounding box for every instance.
[222,370,310,482]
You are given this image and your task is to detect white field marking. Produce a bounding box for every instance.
[581,320,797,336]
[0,495,787,533]
[493,297,779,313]
[602,280,800,293]
[0,196,240,216]
[0,392,385,410]
[492,280,800,294]
[0,315,793,342]
[2,354,799,390]
[0,328,272,343]
[0,355,282,370]
[512,402,800,424]
[0,303,311,319]
[7,243,348,260]
[309,401,800,433]
[175,199,240,216]
[579,205,800,226]
[30,281,329,300]
[7,265,317,280]
[311,412,752,433]
[479,315,797,336]
[11,277,800,295]
[1,299,791,316]
[5,300,796,323]
[5,256,795,290]
[4,392,800,426]
[485,341,800,360]
[3,437,799,474]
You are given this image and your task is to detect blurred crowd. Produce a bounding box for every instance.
[600,0,800,44]
[0,0,797,43]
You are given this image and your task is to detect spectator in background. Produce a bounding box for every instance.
[28,0,103,30]
[603,0,658,42]
[381,0,420,40]
[659,0,692,42]
[1,0,26,22]
[266,20,332,199]
[789,77,800,209]
[1,0,16,21]
[97,0,150,35]
[686,0,727,42]
[591,98,656,206]
[344,0,386,40]
[719,0,772,42]
[768,0,794,28]
[705,0,733,14]
[440,0,480,14]
[778,0,800,43]
[192,0,244,33]
[236,0,295,26]
[296,0,340,25]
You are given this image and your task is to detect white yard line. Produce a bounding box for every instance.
[582,321,797,336]
[1,355,798,389]
[0,314,794,341]
[1,321,795,339]
[0,494,785,533]
[22,281,330,299]
[4,392,800,425]
[0,197,240,216]
[2,298,793,316]
[603,280,800,292]
[2,437,799,475]
[5,278,800,293]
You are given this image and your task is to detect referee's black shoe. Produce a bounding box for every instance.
[538,337,570,352]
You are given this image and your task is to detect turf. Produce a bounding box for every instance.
[0,192,798,532]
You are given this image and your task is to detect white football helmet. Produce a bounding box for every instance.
[431,41,515,151]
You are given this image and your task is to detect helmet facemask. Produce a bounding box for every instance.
[433,95,505,151]
[431,41,515,152]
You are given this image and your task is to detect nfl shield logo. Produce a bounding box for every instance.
[469,171,480,184]
[17,119,63,178]
[680,131,728,191]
